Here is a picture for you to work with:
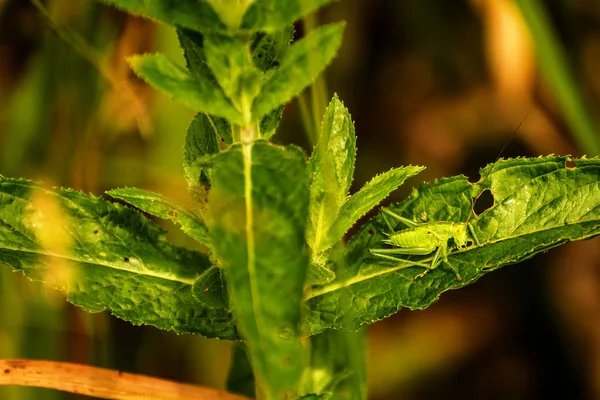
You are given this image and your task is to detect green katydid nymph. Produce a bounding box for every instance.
[368,208,482,281]
[369,103,537,281]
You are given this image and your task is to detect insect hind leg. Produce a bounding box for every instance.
[382,208,418,228]
[371,253,433,280]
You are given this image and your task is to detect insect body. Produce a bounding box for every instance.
[369,207,481,281]
[369,103,537,280]
[369,99,539,280]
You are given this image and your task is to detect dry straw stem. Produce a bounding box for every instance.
[0,359,250,400]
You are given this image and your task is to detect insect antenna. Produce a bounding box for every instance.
[464,98,540,228]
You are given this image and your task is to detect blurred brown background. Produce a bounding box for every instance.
[1,0,600,399]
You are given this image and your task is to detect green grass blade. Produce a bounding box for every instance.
[251,23,345,120]
[514,0,600,155]
[209,142,309,399]
[107,187,211,247]
[97,0,226,33]
[0,177,235,339]
[128,53,244,124]
[241,0,339,32]
[304,156,600,334]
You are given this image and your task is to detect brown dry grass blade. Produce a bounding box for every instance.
[0,359,251,400]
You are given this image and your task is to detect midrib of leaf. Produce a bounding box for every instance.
[305,258,428,301]
[305,218,595,300]
[312,200,328,258]
[0,188,196,285]
[0,244,197,285]
[242,141,267,366]
[207,114,221,137]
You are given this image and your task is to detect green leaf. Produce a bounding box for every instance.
[106,187,210,247]
[250,28,294,72]
[192,265,228,308]
[209,141,309,399]
[98,0,226,33]
[128,53,243,124]
[305,156,600,334]
[260,105,285,139]
[318,95,357,205]
[307,263,336,286]
[177,28,215,81]
[204,34,262,116]
[226,342,256,398]
[183,113,231,212]
[252,23,345,120]
[0,177,236,339]
[307,95,357,263]
[242,0,338,32]
[248,29,293,139]
[184,112,221,187]
[323,166,425,251]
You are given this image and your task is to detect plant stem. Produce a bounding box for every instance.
[0,359,251,400]
[298,92,317,145]
[304,12,329,142]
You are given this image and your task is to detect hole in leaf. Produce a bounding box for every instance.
[93,229,99,234]
[467,173,481,184]
[472,189,494,216]
[565,159,576,169]
[123,257,130,262]
[168,210,178,218]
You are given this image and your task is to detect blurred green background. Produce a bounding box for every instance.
[1,0,600,399]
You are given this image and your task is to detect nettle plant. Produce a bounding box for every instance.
[2,1,600,399]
